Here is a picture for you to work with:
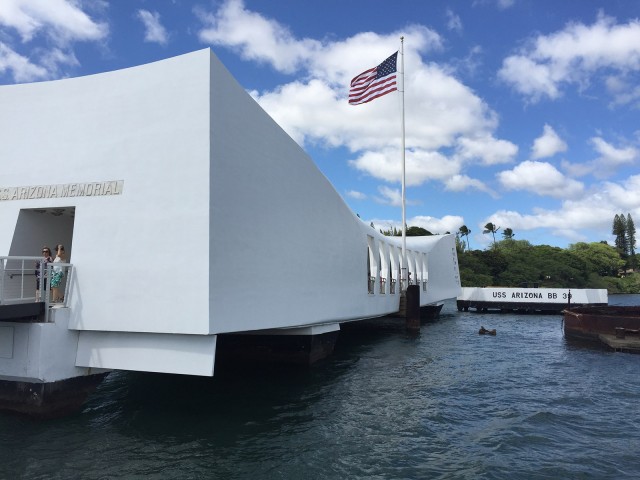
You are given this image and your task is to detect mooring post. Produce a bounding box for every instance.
[405,285,420,333]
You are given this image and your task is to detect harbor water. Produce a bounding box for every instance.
[1,295,640,479]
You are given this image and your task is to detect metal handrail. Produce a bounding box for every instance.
[0,256,40,305]
[0,256,73,322]
[8,272,36,279]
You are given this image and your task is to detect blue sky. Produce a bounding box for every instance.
[1,0,640,249]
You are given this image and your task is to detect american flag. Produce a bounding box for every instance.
[349,52,398,105]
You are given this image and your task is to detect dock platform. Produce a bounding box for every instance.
[597,333,640,353]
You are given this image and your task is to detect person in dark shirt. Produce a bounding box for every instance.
[35,246,52,302]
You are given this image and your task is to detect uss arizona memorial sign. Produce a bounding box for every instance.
[0,180,124,201]
[457,286,608,312]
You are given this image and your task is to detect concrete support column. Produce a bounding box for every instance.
[405,285,420,333]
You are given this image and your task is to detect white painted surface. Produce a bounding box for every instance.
[0,50,211,336]
[0,50,461,378]
[75,331,216,376]
[0,326,13,359]
[0,309,93,382]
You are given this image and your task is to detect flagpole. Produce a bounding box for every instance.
[400,36,407,290]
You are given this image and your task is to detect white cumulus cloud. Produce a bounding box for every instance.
[0,42,47,82]
[137,10,168,45]
[375,186,421,207]
[198,0,511,197]
[195,0,320,74]
[591,136,637,167]
[0,0,107,44]
[445,174,497,197]
[487,175,640,241]
[499,14,640,102]
[346,190,367,200]
[456,134,518,165]
[349,149,460,187]
[0,0,107,82]
[531,124,567,159]
[370,214,464,235]
[562,136,638,178]
[498,160,584,198]
[446,9,463,33]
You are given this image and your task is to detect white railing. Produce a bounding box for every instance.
[0,256,73,322]
[45,261,73,309]
[0,256,40,305]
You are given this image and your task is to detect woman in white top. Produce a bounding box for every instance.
[51,244,66,303]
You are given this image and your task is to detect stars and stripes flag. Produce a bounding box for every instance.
[348,52,398,105]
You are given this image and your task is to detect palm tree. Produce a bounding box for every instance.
[483,222,500,245]
[502,228,514,240]
[458,225,471,250]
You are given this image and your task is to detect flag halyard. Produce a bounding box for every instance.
[348,52,398,105]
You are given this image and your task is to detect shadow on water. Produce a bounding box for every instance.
[0,316,416,425]
[562,335,614,354]
[72,320,418,443]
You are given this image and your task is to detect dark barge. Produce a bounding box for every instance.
[563,306,640,353]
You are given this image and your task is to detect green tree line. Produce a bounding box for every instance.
[373,215,639,293]
[456,214,639,293]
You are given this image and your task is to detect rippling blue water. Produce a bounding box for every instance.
[1,295,640,479]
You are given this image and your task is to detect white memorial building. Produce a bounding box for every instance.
[0,49,461,416]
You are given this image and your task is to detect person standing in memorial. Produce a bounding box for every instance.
[51,244,66,303]
[35,246,53,302]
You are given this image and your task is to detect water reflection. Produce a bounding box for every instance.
[2,297,640,479]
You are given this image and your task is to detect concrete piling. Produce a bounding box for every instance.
[405,285,421,333]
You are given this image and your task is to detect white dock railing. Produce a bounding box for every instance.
[0,256,73,322]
